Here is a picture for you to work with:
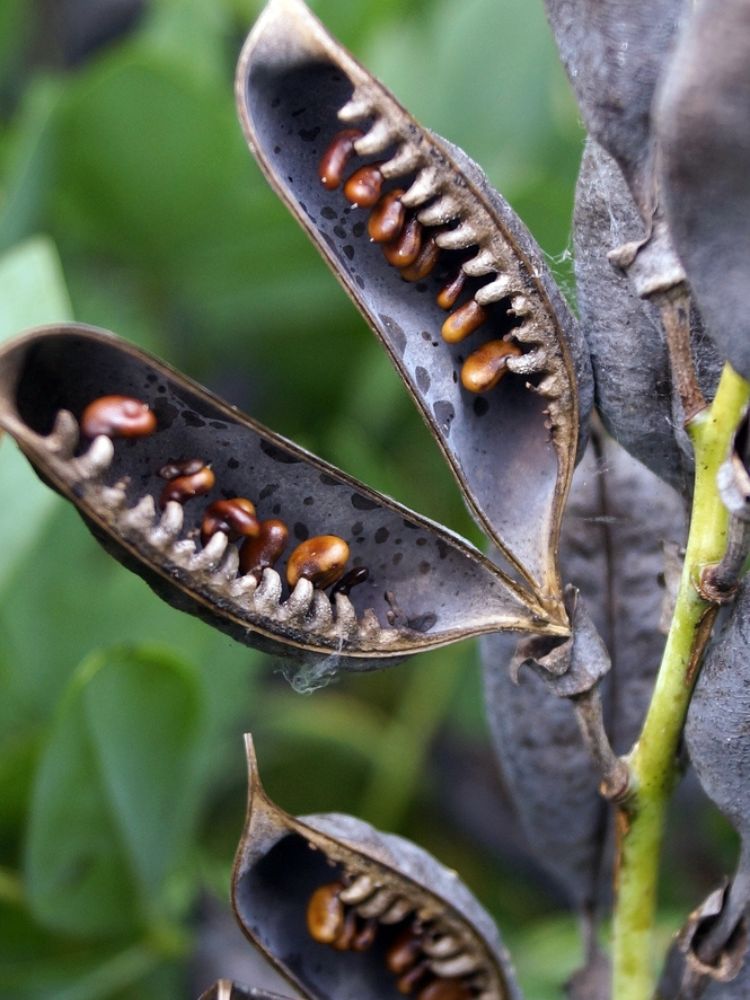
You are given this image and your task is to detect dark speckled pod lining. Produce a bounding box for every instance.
[236,0,592,624]
[231,736,522,1000]
[0,325,559,669]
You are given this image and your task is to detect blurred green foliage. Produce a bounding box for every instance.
[1,2,723,998]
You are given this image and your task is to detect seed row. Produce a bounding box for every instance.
[306,877,492,1000]
[41,402,400,647]
[319,90,564,401]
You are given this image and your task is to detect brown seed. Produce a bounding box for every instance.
[286,535,350,590]
[399,235,440,281]
[351,916,378,952]
[460,339,522,393]
[368,189,406,243]
[80,395,157,439]
[383,216,423,268]
[159,464,215,508]
[332,907,358,951]
[238,518,289,577]
[436,270,466,311]
[318,129,364,190]
[200,498,260,546]
[441,299,487,344]
[343,164,384,207]
[386,926,424,975]
[397,959,431,995]
[330,565,369,598]
[306,882,346,945]
[416,979,473,1000]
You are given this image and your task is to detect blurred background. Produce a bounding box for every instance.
[0,1,734,998]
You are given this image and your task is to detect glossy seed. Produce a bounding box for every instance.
[441,300,487,344]
[416,979,473,1000]
[80,395,157,439]
[286,535,350,589]
[330,565,369,598]
[344,164,384,207]
[306,882,346,944]
[399,235,441,282]
[386,926,424,975]
[368,189,406,243]
[460,340,522,393]
[332,907,358,951]
[159,463,215,508]
[351,916,378,952]
[238,518,289,577]
[200,498,260,546]
[383,216,423,268]
[436,270,466,311]
[319,129,365,189]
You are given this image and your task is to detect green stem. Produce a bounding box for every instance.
[612,363,750,1000]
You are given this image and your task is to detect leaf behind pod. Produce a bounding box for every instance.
[231,735,523,1000]
[573,139,721,495]
[0,324,553,672]
[656,0,750,380]
[236,0,593,620]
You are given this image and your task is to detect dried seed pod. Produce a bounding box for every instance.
[159,461,215,508]
[231,735,523,1000]
[573,139,721,494]
[656,0,750,380]
[460,341,522,395]
[236,0,594,623]
[238,519,288,578]
[80,394,157,439]
[483,430,686,973]
[286,534,349,589]
[201,498,261,546]
[544,0,685,217]
[686,581,750,960]
[0,325,553,670]
[198,982,297,1000]
[318,128,364,189]
[368,189,406,243]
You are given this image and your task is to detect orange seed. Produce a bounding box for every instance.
[460,339,522,393]
[81,395,157,439]
[286,535,350,590]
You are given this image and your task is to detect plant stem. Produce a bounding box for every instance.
[612,363,750,1000]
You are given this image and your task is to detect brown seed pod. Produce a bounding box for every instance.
[80,394,157,439]
[201,498,261,546]
[368,189,406,243]
[318,128,365,189]
[238,518,288,578]
[159,462,215,508]
[0,325,552,670]
[236,0,593,622]
[231,735,523,1000]
[286,534,350,589]
[460,341,522,394]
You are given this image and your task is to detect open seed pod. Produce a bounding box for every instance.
[198,983,296,1000]
[656,0,750,381]
[573,139,721,495]
[231,735,522,1000]
[685,580,750,962]
[482,430,686,972]
[235,0,593,623]
[0,324,557,670]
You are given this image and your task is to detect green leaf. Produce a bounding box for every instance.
[25,645,205,937]
[0,236,73,596]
